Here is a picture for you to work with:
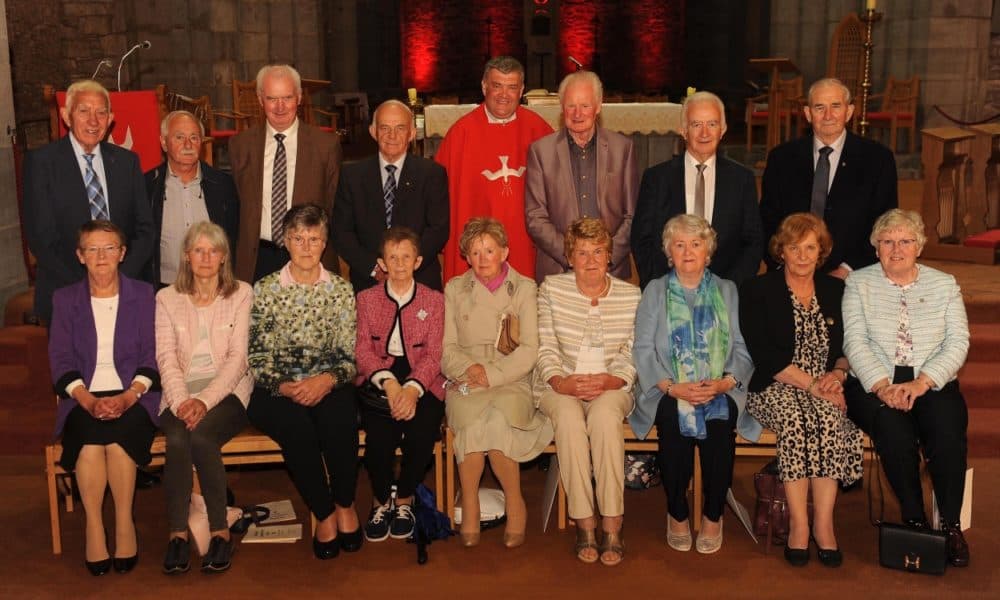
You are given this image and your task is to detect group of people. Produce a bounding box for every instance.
[23,55,970,576]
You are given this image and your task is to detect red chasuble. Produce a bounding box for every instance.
[435,105,553,281]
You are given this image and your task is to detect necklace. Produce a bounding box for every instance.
[578,275,610,307]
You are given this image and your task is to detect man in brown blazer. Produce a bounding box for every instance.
[525,70,639,283]
[230,64,343,282]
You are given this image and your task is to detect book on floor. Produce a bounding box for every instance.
[258,499,297,524]
[242,523,303,543]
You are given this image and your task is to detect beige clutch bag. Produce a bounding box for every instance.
[496,313,520,355]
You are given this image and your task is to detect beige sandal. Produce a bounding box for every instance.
[599,530,625,566]
[575,528,599,563]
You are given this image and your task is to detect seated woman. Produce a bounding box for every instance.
[631,214,759,555]
[246,204,361,560]
[355,227,446,542]
[443,217,552,548]
[48,220,159,575]
[155,221,253,574]
[740,213,862,567]
[843,208,971,567]
[535,217,640,566]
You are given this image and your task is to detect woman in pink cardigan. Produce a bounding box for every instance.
[355,227,446,542]
[154,222,253,574]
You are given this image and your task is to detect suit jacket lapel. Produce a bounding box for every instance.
[827,133,854,206]
[396,156,420,225]
[668,157,686,217]
[596,127,610,216]
[292,124,311,205]
[59,137,92,223]
[711,158,730,229]
[555,130,578,221]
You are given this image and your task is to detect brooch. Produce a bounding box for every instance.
[417,309,428,321]
[826,317,835,326]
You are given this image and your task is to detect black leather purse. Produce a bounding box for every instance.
[357,382,392,417]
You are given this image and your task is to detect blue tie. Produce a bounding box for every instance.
[84,153,108,220]
[384,164,397,228]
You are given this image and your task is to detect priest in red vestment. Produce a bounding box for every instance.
[435,56,553,281]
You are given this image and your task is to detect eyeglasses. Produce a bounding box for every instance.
[288,235,325,247]
[81,245,121,256]
[877,239,917,250]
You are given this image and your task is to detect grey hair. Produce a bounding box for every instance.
[681,91,727,131]
[558,70,603,105]
[869,208,927,251]
[372,99,414,125]
[808,77,852,105]
[482,56,525,83]
[66,79,111,114]
[282,203,329,242]
[661,213,718,266]
[160,110,205,137]
[256,64,302,97]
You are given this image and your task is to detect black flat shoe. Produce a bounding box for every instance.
[338,528,363,553]
[943,524,970,567]
[784,545,809,567]
[113,554,138,574]
[201,536,234,573]
[816,547,843,568]
[313,536,340,560]
[85,557,112,576]
[162,537,191,575]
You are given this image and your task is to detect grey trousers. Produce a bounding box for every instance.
[161,395,248,532]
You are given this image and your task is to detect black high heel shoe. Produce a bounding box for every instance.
[85,557,112,576]
[816,547,843,568]
[783,544,809,567]
[113,554,138,573]
[313,535,340,560]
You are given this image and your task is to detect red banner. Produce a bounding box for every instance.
[55,90,162,172]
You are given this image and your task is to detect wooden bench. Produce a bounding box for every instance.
[46,428,444,555]
[445,425,870,532]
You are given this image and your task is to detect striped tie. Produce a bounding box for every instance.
[83,153,108,220]
[694,163,706,218]
[271,133,287,245]
[384,164,397,228]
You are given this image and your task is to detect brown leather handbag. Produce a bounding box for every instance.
[496,313,520,355]
[753,461,790,551]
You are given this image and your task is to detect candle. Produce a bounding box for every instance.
[866,0,876,10]
[408,88,417,103]
[686,86,696,97]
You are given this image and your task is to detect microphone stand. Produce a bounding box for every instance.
[117,41,150,92]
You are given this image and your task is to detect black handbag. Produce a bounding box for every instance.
[869,426,948,574]
[357,382,392,417]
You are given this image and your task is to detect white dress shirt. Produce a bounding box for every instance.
[684,151,717,223]
[69,134,110,217]
[813,129,847,193]
[260,118,300,241]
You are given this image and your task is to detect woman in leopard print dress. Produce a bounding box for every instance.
[740,213,862,567]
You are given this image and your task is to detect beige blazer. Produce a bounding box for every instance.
[442,266,539,430]
[154,282,255,414]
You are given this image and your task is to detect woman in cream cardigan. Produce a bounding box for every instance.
[155,221,253,574]
[443,217,552,549]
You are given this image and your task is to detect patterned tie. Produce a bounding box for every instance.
[811,146,834,216]
[83,153,108,221]
[271,133,287,245]
[384,164,397,228]
[694,163,706,218]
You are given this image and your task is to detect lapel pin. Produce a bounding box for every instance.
[417,309,428,321]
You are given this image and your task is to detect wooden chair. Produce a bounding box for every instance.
[228,79,263,132]
[826,13,865,111]
[155,84,233,166]
[867,76,920,153]
[745,76,804,151]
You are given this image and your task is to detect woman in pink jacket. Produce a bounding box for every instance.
[354,227,446,542]
[155,221,253,575]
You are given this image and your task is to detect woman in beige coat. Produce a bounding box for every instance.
[443,217,553,549]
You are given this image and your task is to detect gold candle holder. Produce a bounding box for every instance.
[858,8,883,137]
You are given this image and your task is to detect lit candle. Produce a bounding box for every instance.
[407,88,417,103]
[866,0,876,10]
[686,86,696,97]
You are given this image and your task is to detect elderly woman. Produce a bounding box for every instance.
[443,217,552,548]
[48,220,160,575]
[741,213,863,567]
[843,209,970,568]
[355,227,446,542]
[246,204,361,560]
[535,217,640,566]
[631,214,758,555]
[155,221,253,574]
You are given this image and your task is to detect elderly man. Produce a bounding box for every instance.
[525,71,638,283]
[630,91,763,288]
[435,56,553,281]
[230,64,343,282]
[760,78,897,277]
[332,100,448,292]
[23,79,154,324]
[145,110,239,287]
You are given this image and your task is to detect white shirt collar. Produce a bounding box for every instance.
[266,118,300,140]
[484,105,518,124]
[813,128,847,153]
[378,153,407,174]
[69,133,102,159]
[386,279,415,305]
[684,151,717,169]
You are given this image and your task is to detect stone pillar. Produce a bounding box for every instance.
[0,0,29,310]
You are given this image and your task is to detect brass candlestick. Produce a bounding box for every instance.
[858,8,882,137]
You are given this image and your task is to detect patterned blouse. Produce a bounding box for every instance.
[249,264,357,393]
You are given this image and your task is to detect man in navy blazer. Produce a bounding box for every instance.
[145,110,239,287]
[331,100,449,292]
[23,79,154,324]
[630,91,763,288]
[760,78,897,276]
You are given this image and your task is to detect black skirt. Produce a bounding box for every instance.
[59,391,156,470]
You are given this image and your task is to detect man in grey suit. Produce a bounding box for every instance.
[525,70,638,283]
[630,91,763,288]
[23,79,154,324]
[331,100,449,292]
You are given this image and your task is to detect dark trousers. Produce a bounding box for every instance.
[160,394,248,532]
[247,384,359,521]
[655,395,738,522]
[846,377,968,524]
[253,240,290,283]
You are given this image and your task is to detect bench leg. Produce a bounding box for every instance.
[445,428,456,524]
[557,479,567,530]
[46,446,63,555]
[433,440,444,512]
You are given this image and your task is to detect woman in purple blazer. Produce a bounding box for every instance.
[48,220,160,576]
[354,227,446,543]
